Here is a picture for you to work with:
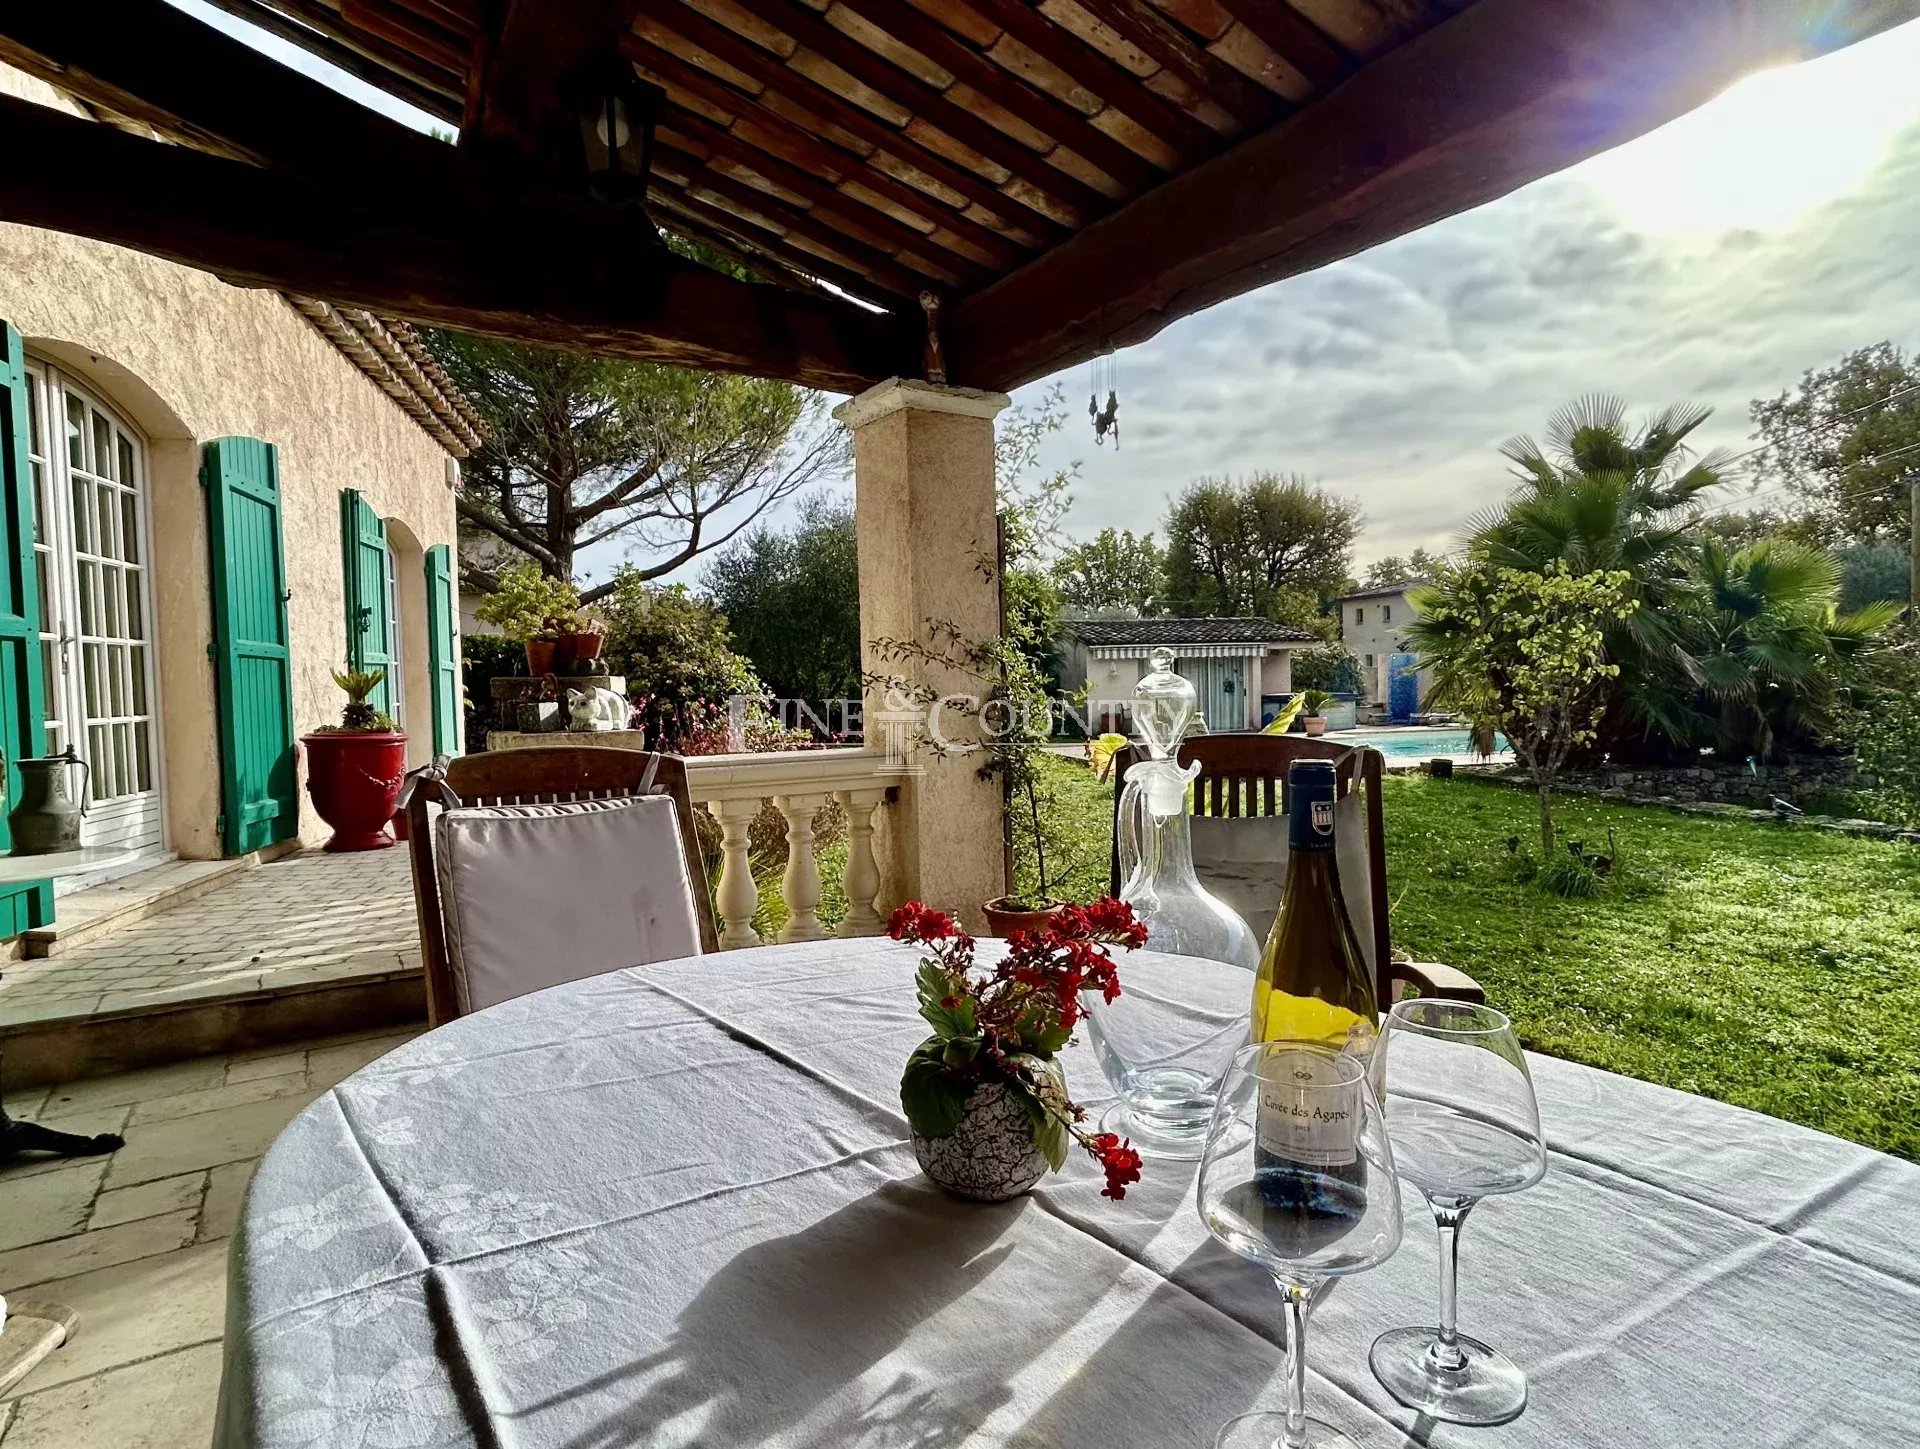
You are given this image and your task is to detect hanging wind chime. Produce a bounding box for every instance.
[1089,347,1119,449]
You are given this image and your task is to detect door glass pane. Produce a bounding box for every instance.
[92,412,114,480]
[113,723,129,795]
[83,643,100,716]
[88,724,109,800]
[64,393,85,469]
[77,561,95,633]
[98,483,118,558]
[108,645,126,715]
[25,375,40,454]
[117,435,136,492]
[134,721,151,791]
[104,565,122,636]
[70,472,89,553]
[35,562,49,634]
[125,573,142,637]
[130,645,147,713]
[120,492,139,563]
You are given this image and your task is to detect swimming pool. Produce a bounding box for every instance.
[1348,728,1508,759]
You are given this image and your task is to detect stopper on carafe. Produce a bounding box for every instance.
[1133,647,1194,761]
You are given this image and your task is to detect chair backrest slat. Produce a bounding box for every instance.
[404,747,720,1025]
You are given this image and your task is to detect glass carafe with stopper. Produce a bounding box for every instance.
[1082,649,1260,1156]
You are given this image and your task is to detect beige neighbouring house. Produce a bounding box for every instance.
[1335,579,1432,710]
[0,68,472,939]
[1062,618,1315,735]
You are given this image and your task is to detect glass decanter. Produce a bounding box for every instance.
[1083,650,1260,1156]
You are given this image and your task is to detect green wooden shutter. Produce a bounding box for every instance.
[0,324,52,935]
[339,488,392,716]
[424,543,459,756]
[204,437,299,856]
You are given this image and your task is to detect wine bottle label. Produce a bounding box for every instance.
[1255,1049,1358,1168]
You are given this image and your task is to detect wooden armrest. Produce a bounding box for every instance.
[1387,960,1486,1004]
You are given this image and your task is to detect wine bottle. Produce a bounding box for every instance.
[1251,759,1377,1054]
[1250,759,1377,1219]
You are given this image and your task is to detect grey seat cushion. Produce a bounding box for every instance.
[434,794,703,1014]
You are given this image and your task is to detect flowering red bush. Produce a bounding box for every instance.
[891,898,1148,1199]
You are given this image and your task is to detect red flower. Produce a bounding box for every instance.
[887,902,961,944]
[1089,1132,1144,1199]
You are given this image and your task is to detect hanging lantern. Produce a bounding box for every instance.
[572,60,664,206]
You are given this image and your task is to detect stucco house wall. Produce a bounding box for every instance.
[1337,585,1431,706]
[0,69,460,858]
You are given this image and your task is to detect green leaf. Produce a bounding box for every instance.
[1002,1074,1070,1171]
[900,1044,968,1139]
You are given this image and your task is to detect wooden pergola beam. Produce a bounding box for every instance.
[0,93,916,392]
[948,0,1913,390]
[194,0,464,121]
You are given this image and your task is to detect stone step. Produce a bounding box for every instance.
[0,967,424,1091]
[23,847,296,960]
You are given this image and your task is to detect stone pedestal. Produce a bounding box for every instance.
[835,378,1009,930]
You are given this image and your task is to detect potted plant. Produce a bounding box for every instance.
[1299,688,1335,737]
[474,563,583,676]
[890,898,1148,1202]
[550,607,606,674]
[866,622,1064,936]
[303,668,405,852]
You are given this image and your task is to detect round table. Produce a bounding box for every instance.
[216,940,1920,1449]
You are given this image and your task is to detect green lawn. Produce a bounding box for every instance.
[1016,754,1920,1160]
[733,755,1919,1158]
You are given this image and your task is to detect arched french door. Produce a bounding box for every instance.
[20,360,164,857]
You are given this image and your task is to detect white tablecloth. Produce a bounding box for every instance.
[215,940,1920,1448]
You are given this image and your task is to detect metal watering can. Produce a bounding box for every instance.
[6,747,90,855]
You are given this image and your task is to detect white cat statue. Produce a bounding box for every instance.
[565,686,628,732]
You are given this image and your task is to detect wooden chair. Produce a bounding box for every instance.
[1107,733,1483,1010]
[402,747,719,1025]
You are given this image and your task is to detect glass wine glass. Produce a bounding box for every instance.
[1198,1041,1404,1449]
[1367,999,1547,1426]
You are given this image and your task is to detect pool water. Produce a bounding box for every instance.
[1351,729,1508,759]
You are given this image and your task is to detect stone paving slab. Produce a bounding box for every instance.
[0,850,420,1031]
[0,1025,423,1444]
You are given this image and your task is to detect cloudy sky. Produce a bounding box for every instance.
[1013,15,1920,569]
[173,3,1920,578]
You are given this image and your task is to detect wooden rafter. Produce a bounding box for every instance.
[942,0,1218,159]
[657,111,991,279]
[651,150,943,296]
[629,41,1028,269]
[651,188,904,310]
[620,19,1067,241]
[0,92,915,391]
[826,0,1167,188]
[1207,0,1354,90]
[1068,0,1281,130]
[193,0,464,120]
[0,0,462,184]
[718,0,1111,219]
[946,0,1906,390]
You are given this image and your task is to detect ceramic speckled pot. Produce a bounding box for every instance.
[912,1079,1050,1202]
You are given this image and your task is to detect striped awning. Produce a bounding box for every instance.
[1090,642,1283,661]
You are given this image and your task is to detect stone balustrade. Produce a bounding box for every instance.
[683,749,910,948]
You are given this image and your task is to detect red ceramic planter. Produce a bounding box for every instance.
[302,731,408,852]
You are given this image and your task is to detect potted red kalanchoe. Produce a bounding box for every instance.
[891,898,1148,1203]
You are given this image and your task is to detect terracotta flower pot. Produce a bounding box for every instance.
[302,731,408,852]
[1303,715,1328,737]
[524,639,558,676]
[982,897,1065,938]
[554,630,605,672]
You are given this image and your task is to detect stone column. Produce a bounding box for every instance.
[835,378,1009,931]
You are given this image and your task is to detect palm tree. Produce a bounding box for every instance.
[1688,539,1901,758]
[1472,396,1729,751]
